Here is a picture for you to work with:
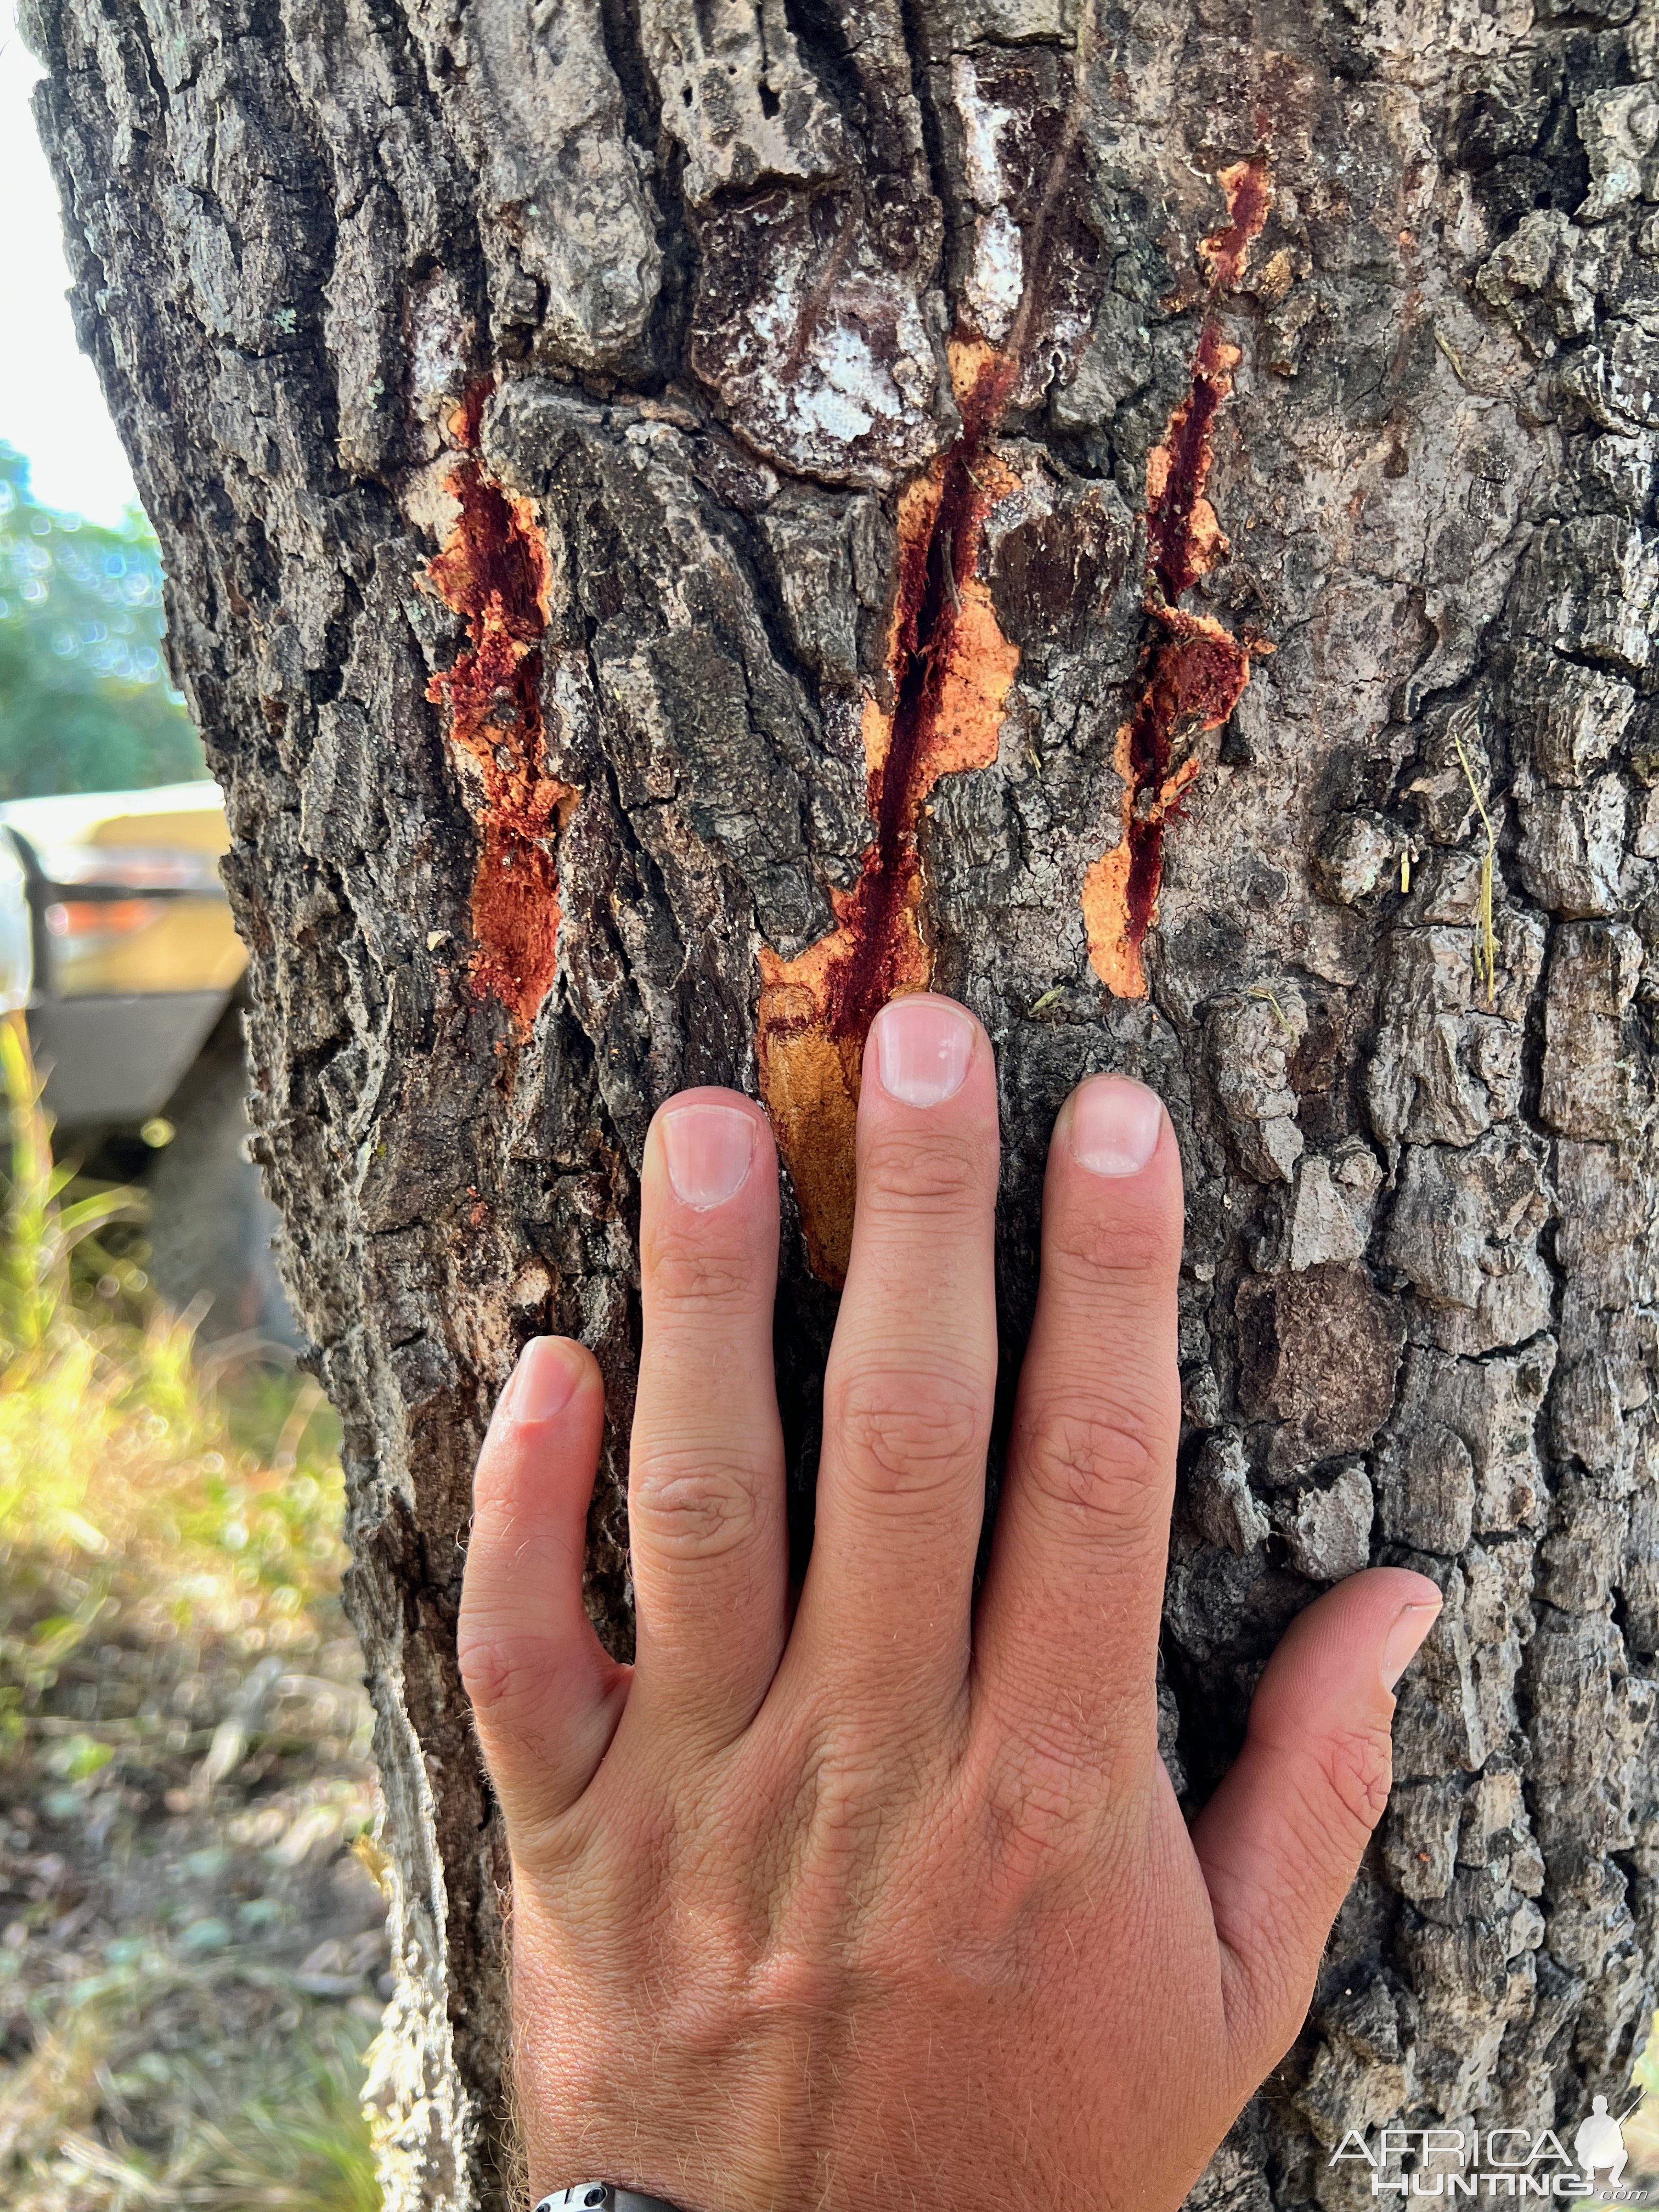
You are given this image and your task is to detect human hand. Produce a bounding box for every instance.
[459,992,1440,2212]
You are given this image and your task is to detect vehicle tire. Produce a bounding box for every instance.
[142,1002,297,1347]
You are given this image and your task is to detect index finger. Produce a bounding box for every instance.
[971,1074,1184,1778]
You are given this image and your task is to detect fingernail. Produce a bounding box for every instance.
[1070,1074,1164,1177]
[498,1336,582,1426]
[661,1101,757,1209]
[871,994,974,1107]
[1381,1600,1441,1692]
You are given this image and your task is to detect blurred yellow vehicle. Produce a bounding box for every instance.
[0,781,247,1128]
[0,783,289,1340]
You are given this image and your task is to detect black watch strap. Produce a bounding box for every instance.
[535,2189,687,2212]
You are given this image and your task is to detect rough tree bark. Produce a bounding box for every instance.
[23,0,1659,2204]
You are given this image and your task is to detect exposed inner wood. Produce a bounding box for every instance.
[1084,156,1271,1000]
[425,388,578,1040]
[757,344,1021,1283]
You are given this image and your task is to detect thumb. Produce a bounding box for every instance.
[1191,1566,1441,2075]
[458,1336,630,1853]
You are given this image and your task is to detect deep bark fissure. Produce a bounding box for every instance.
[833,360,1011,1039]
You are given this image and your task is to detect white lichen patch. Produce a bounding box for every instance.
[952,55,1019,208]
[691,204,946,487]
[400,453,466,545]
[407,271,475,449]
[966,206,1025,344]
[794,381,877,445]
[949,56,1031,346]
[778,300,935,471]
[816,325,901,421]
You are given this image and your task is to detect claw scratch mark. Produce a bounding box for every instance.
[756,10,1101,1283]
[425,383,579,1040]
[757,348,1022,1283]
[1082,155,1272,1000]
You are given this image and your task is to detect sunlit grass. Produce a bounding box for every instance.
[0,1014,346,1647]
[1,2001,382,2211]
[0,1012,382,2212]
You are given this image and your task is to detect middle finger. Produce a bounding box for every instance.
[788,993,1000,1724]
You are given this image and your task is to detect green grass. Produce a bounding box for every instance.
[0,1014,384,2211]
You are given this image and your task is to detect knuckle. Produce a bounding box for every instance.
[800,1734,891,1853]
[630,1444,767,1561]
[457,1624,560,1737]
[830,1361,988,1498]
[787,1719,936,1894]
[1049,1204,1179,1298]
[1016,1393,1165,1536]
[645,1230,761,1314]
[1316,1721,1395,1839]
[982,1731,1099,1873]
[858,1122,989,1218]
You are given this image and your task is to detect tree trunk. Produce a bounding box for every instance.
[24,0,1659,2202]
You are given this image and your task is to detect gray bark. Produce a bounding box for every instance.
[21,0,1659,2205]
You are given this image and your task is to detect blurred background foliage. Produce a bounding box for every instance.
[0,18,379,2196]
[0,445,204,799]
[0,1014,385,2209]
